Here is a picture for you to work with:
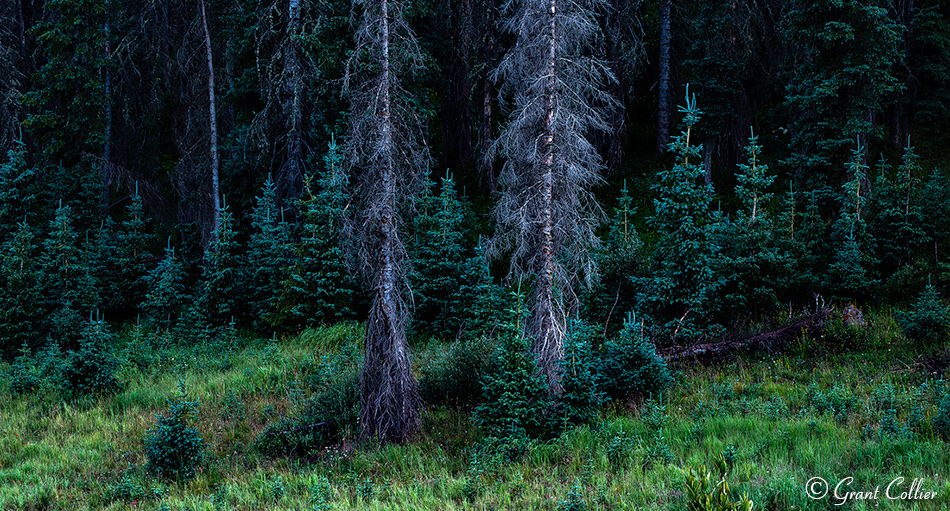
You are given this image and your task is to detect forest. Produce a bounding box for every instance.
[3,0,950,509]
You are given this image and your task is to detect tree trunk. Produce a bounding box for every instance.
[199,0,220,245]
[656,0,672,153]
[102,18,112,209]
[284,0,304,199]
[703,137,714,187]
[530,0,564,396]
[478,0,499,194]
[360,0,421,444]
[442,0,474,174]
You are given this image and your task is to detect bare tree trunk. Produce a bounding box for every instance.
[102,18,112,209]
[442,0,474,174]
[199,0,220,242]
[359,0,421,444]
[703,137,713,187]
[480,79,497,193]
[656,0,672,153]
[284,0,304,198]
[530,0,565,395]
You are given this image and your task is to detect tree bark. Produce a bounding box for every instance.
[284,0,304,199]
[102,18,112,209]
[656,0,672,153]
[530,0,564,395]
[199,0,220,243]
[360,0,421,444]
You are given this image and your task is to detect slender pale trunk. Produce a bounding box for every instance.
[200,0,221,240]
[656,0,671,153]
[532,0,563,395]
[102,18,112,208]
[361,0,420,443]
[285,0,304,196]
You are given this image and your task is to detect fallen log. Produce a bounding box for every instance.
[658,309,832,363]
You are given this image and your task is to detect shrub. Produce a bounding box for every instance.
[934,393,950,440]
[898,281,950,343]
[472,305,550,440]
[417,336,493,408]
[143,380,207,481]
[557,321,606,428]
[597,314,674,403]
[8,341,66,396]
[63,319,121,398]
[255,345,361,457]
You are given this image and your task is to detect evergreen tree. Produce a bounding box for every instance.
[637,90,720,343]
[142,244,185,330]
[113,188,152,316]
[714,130,786,321]
[828,144,876,302]
[408,170,468,338]
[898,279,950,343]
[455,241,503,341]
[596,313,674,403]
[556,321,606,429]
[488,0,616,393]
[38,204,88,342]
[0,222,43,358]
[582,181,645,337]
[0,144,35,240]
[473,296,550,439]
[63,317,120,398]
[248,176,294,331]
[197,201,245,329]
[275,138,355,330]
[920,169,950,268]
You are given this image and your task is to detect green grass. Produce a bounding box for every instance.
[1,316,949,510]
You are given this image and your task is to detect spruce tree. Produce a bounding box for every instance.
[828,144,876,302]
[455,241,503,341]
[714,130,786,321]
[0,222,43,358]
[248,176,294,331]
[0,144,35,241]
[113,188,152,317]
[869,146,926,284]
[142,244,185,330]
[408,170,467,338]
[637,90,720,343]
[557,321,606,429]
[38,204,87,342]
[196,201,245,329]
[275,139,355,330]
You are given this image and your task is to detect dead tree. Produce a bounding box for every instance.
[344,0,428,444]
[489,0,615,394]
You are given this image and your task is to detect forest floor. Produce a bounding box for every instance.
[2,312,949,510]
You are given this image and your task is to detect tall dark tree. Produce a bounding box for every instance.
[656,0,672,153]
[489,0,615,394]
[344,0,429,443]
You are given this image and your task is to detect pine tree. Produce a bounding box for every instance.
[408,170,468,338]
[248,176,294,331]
[582,181,645,337]
[344,0,429,443]
[38,204,88,342]
[557,321,606,429]
[637,89,720,343]
[455,241,503,341]
[275,139,355,330]
[0,144,35,241]
[898,279,950,343]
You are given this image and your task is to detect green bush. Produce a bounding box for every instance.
[63,319,121,398]
[472,308,550,440]
[898,281,950,343]
[8,341,66,396]
[143,380,208,481]
[596,315,674,403]
[557,321,606,428]
[418,337,493,408]
[934,393,950,440]
[255,345,361,457]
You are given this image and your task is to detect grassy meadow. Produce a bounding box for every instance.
[2,312,950,511]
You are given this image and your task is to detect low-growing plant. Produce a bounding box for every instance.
[558,480,588,511]
[934,393,950,440]
[898,280,950,343]
[417,336,493,408]
[681,454,754,511]
[143,380,208,481]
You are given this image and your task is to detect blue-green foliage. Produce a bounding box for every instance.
[455,242,504,341]
[418,336,493,408]
[39,204,91,342]
[869,147,927,283]
[597,314,674,403]
[557,321,606,428]
[62,318,120,398]
[275,139,355,329]
[144,380,207,481]
[408,171,469,338]
[197,203,246,329]
[583,182,645,336]
[108,189,153,317]
[0,222,43,357]
[638,90,720,342]
[714,130,787,320]
[8,341,67,396]
[141,245,185,329]
[897,281,950,343]
[247,176,294,331]
[828,144,876,301]
[473,297,550,440]
[0,145,35,239]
